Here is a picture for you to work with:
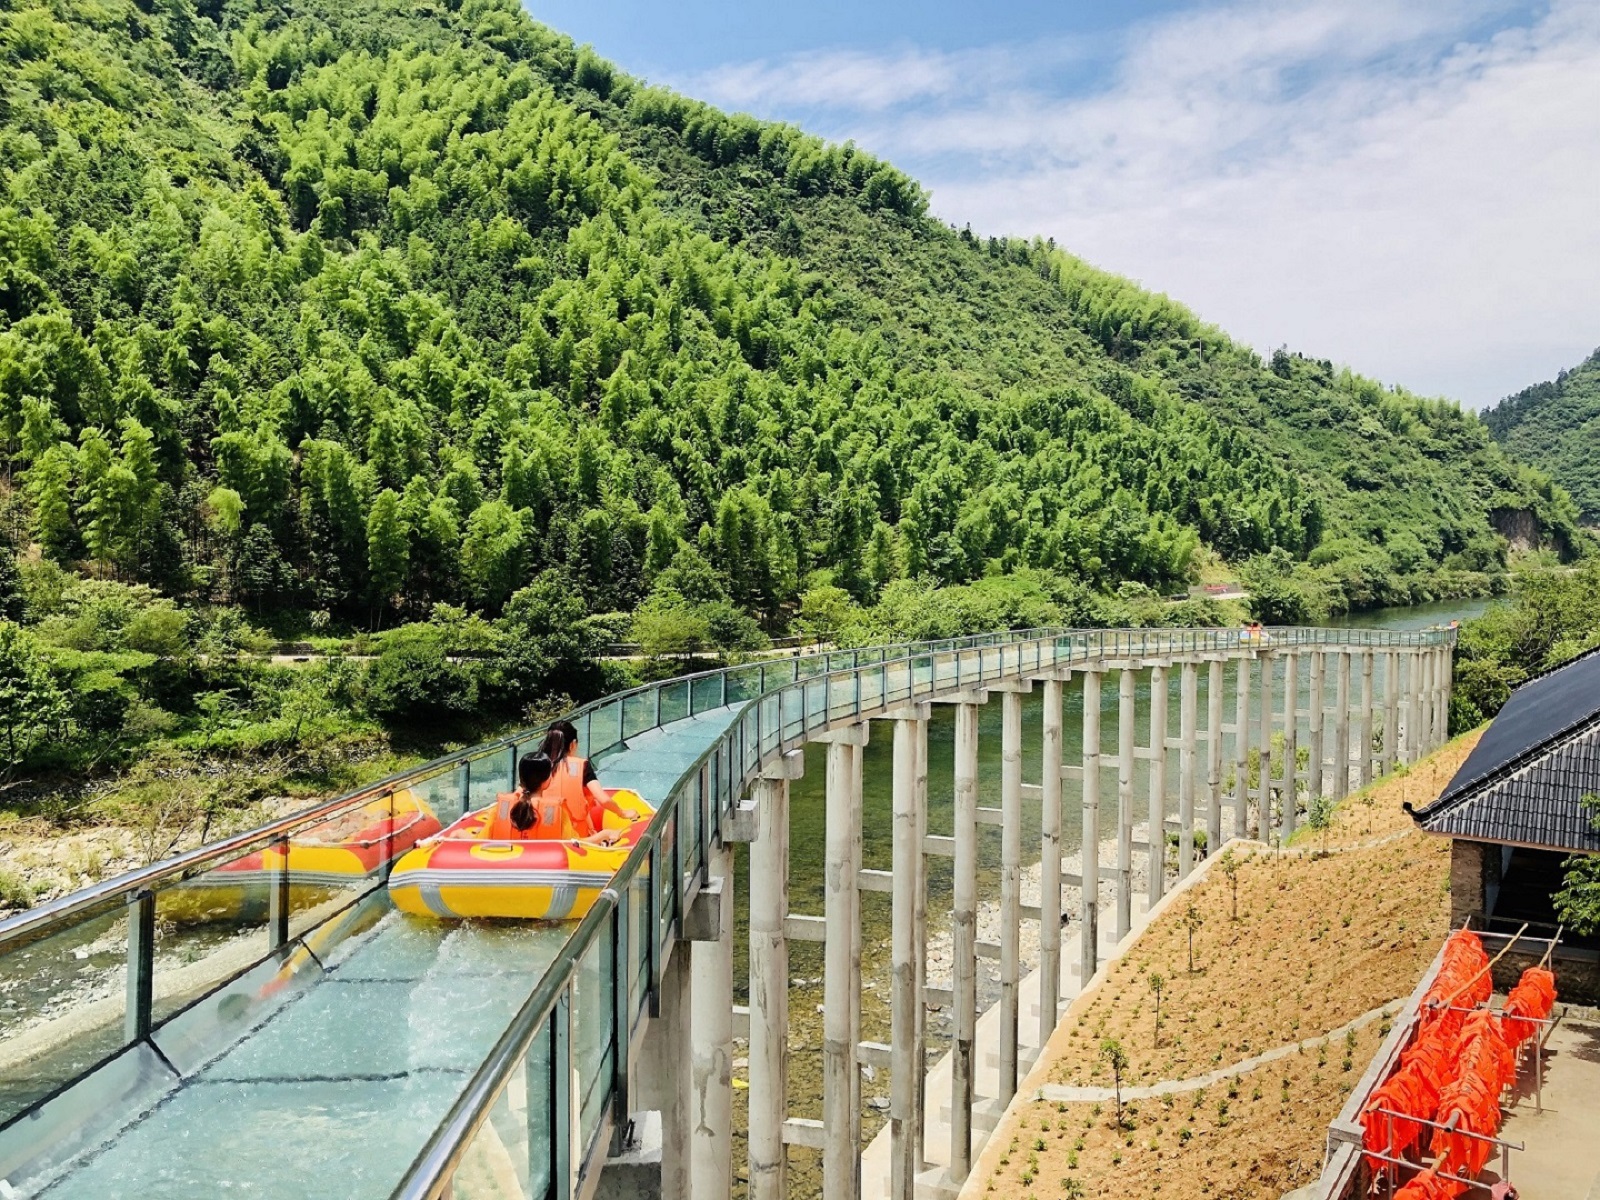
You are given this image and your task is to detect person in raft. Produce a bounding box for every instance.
[491,720,640,843]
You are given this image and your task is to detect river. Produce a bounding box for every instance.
[728,598,1493,1193]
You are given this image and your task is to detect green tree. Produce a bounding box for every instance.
[0,622,67,781]
[462,501,528,609]
[366,488,410,625]
[1100,1038,1128,1130]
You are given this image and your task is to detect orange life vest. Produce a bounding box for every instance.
[542,755,596,837]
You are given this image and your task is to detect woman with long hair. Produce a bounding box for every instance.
[488,721,636,842]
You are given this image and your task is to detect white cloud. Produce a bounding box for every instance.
[684,0,1600,408]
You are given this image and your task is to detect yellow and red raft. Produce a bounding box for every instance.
[164,790,443,923]
[387,788,653,921]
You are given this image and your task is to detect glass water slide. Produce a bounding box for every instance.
[0,626,1447,1199]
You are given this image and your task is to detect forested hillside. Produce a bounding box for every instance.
[1483,349,1600,523]
[0,0,1582,848]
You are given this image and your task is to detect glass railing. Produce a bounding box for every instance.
[0,623,1457,1195]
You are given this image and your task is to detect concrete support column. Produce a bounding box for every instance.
[1178,662,1198,879]
[1307,651,1325,812]
[822,728,866,1200]
[749,757,800,1200]
[1281,652,1299,840]
[1410,650,1426,762]
[887,709,928,1200]
[1381,650,1400,776]
[1358,651,1375,789]
[1334,653,1352,797]
[1256,654,1274,841]
[1148,665,1168,905]
[1115,670,1136,939]
[1440,652,1452,748]
[950,700,981,1184]
[1080,670,1102,987]
[1232,656,1250,841]
[998,688,1025,1102]
[691,844,734,1200]
[1039,678,1064,1048]
[1205,659,1224,859]
[1443,645,1454,739]
[1400,652,1415,763]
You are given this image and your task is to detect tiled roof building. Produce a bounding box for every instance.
[1410,647,1600,977]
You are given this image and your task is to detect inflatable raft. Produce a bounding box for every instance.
[387,789,652,921]
[163,791,442,924]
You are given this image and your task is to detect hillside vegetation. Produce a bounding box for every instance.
[0,0,1582,840]
[1483,348,1600,523]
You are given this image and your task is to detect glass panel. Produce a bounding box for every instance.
[623,690,656,739]
[690,674,723,714]
[470,747,514,815]
[441,1014,551,1200]
[0,1040,173,1193]
[413,763,468,830]
[588,700,623,754]
[0,904,129,1127]
[152,843,272,1029]
[659,680,690,724]
[283,796,398,941]
[657,812,677,945]
[572,917,615,1154]
[629,871,650,1023]
[725,666,759,704]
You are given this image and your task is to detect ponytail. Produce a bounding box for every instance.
[512,752,553,831]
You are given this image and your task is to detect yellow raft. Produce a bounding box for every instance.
[387,789,652,921]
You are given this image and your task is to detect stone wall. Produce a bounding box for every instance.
[1449,838,1501,928]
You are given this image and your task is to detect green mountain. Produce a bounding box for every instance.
[1482,349,1600,524]
[0,0,1581,637]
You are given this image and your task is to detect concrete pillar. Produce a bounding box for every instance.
[822,729,865,1200]
[998,688,1025,1102]
[888,708,928,1200]
[1115,669,1136,939]
[911,704,929,1170]
[1257,654,1273,841]
[1232,656,1250,841]
[1358,651,1375,789]
[950,699,980,1184]
[1381,650,1400,776]
[1148,664,1168,904]
[1039,677,1064,1049]
[1080,670,1102,987]
[749,757,800,1200]
[1334,653,1352,797]
[1307,650,1325,812]
[1442,644,1454,739]
[1281,652,1299,840]
[691,845,734,1200]
[1411,650,1426,762]
[1206,659,1223,857]
[1178,662,1197,879]
[1440,649,1452,752]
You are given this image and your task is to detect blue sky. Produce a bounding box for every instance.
[525,1,1600,409]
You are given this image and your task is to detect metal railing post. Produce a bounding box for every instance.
[124,889,155,1044]
[268,835,291,951]
[553,990,573,1200]
[611,902,630,1129]
[648,839,663,1017]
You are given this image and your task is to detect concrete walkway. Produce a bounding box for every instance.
[1035,999,1402,1104]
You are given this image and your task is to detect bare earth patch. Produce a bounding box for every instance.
[977,731,1484,1200]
